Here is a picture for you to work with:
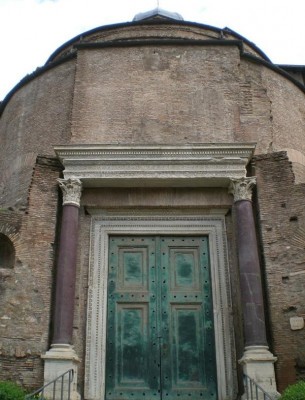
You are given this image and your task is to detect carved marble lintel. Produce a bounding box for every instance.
[58,178,82,207]
[228,177,256,202]
[54,144,256,187]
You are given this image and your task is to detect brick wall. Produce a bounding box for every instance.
[70,46,242,144]
[254,151,305,391]
[0,156,61,390]
[69,44,305,158]
[0,61,75,209]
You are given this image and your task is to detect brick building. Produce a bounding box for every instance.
[1,9,305,399]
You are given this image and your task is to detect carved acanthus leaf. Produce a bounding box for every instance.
[58,178,82,207]
[228,177,256,202]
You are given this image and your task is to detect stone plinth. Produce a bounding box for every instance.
[42,344,80,400]
[240,346,278,398]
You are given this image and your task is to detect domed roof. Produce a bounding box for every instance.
[133,8,184,22]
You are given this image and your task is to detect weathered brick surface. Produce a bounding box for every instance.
[0,156,61,390]
[71,46,241,144]
[236,61,274,153]
[70,44,305,159]
[0,61,75,209]
[262,67,305,155]
[254,152,305,391]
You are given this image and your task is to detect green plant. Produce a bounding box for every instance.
[30,394,47,400]
[0,381,25,400]
[281,380,305,400]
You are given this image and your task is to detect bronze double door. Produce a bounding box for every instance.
[105,236,217,400]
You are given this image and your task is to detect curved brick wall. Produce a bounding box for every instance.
[0,60,76,208]
[69,44,305,156]
[1,24,304,208]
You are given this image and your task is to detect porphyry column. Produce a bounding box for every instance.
[229,177,278,396]
[42,178,82,400]
[53,178,82,345]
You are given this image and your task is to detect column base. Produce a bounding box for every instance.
[239,345,279,398]
[42,344,81,400]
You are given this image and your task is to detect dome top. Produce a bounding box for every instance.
[133,8,184,22]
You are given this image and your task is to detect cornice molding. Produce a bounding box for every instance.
[55,143,256,188]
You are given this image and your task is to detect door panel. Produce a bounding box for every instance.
[170,249,200,290]
[172,305,202,385]
[160,237,217,399]
[106,236,217,400]
[118,248,148,289]
[117,304,148,385]
[106,237,159,399]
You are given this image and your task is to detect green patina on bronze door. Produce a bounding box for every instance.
[106,236,217,400]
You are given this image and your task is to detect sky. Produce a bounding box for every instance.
[0,0,304,101]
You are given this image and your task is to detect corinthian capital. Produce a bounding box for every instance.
[229,177,256,202]
[58,178,82,207]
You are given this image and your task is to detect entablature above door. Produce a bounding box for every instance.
[54,143,256,188]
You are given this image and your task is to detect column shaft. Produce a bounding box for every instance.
[53,204,80,344]
[235,200,267,346]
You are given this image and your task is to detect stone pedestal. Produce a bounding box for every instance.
[42,345,80,400]
[239,346,278,397]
